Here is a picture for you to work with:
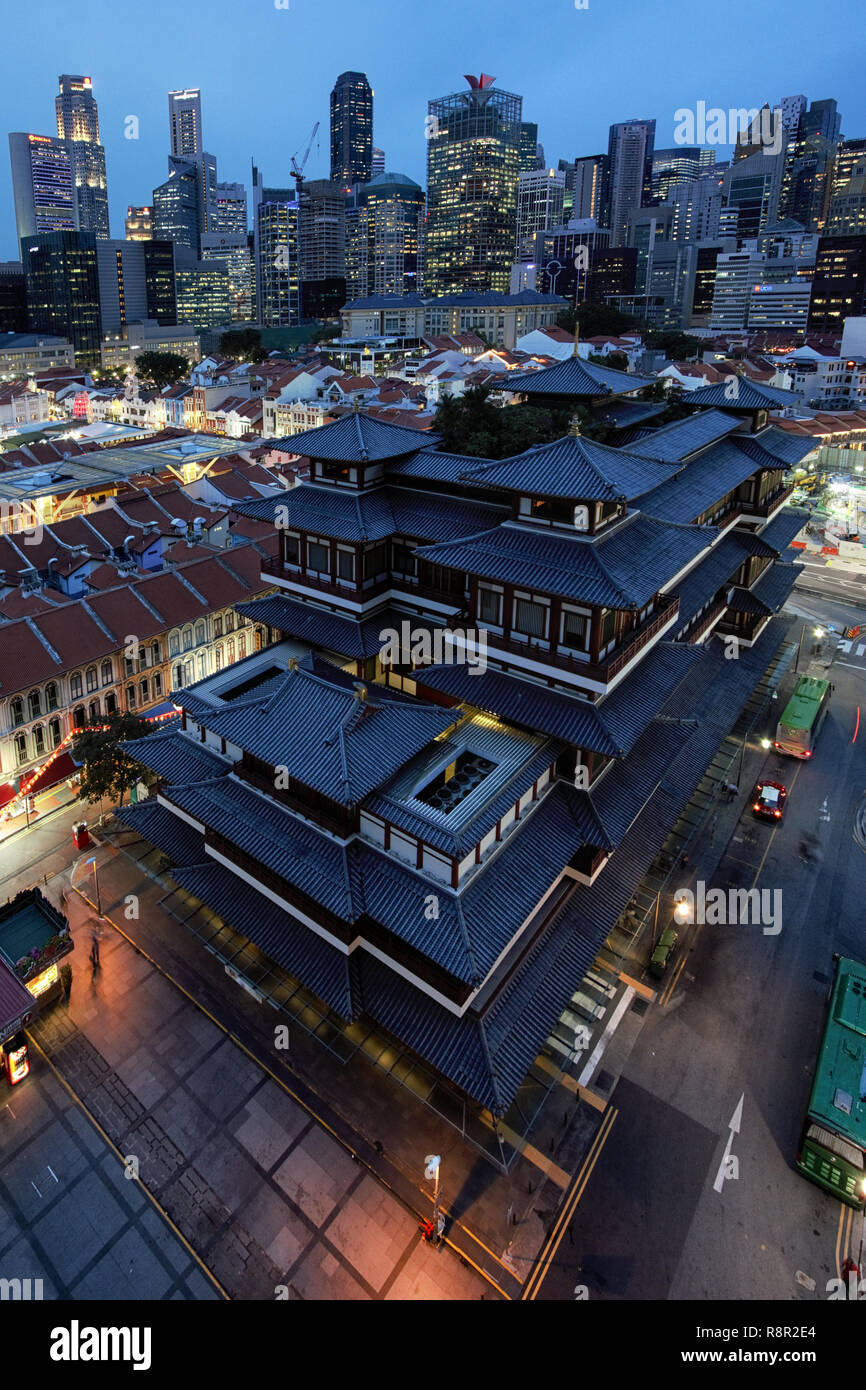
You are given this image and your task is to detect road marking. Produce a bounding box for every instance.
[577,987,634,1087]
[713,1094,744,1193]
[522,1106,618,1301]
[659,954,687,1008]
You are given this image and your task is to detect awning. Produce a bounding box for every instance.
[0,783,16,811]
[26,751,79,797]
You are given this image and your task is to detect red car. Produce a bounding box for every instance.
[752,779,787,821]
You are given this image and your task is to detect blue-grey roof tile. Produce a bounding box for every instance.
[502,357,656,399]
[756,507,810,552]
[121,730,232,785]
[619,408,740,461]
[113,799,207,866]
[638,440,764,524]
[268,413,442,462]
[464,435,677,501]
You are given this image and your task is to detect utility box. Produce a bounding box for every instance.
[72,822,89,851]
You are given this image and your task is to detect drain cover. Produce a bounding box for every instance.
[631,998,649,1016]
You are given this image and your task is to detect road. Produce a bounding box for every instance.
[535,607,866,1302]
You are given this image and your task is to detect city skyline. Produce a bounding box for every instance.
[2,0,864,258]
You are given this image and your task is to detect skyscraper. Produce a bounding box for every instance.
[153,153,218,253]
[425,75,522,296]
[330,71,373,188]
[779,98,841,232]
[651,146,702,200]
[572,154,607,223]
[126,206,154,240]
[371,147,386,177]
[352,171,424,298]
[606,119,655,246]
[519,122,542,171]
[212,182,248,235]
[21,229,101,366]
[168,89,203,159]
[252,163,300,326]
[55,74,109,239]
[808,234,866,332]
[298,179,346,320]
[515,168,565,261]
[826,141,866,237]
[9,133,77,245]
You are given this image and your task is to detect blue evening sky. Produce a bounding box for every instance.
[3,0,864,257]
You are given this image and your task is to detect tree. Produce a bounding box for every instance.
[644,329,702,361]
[433,387,572,459]
[557,302,640,339]
[72,711,153,809]
[588,351,629,371]
[219,328,264,361]
[134,352,190,389]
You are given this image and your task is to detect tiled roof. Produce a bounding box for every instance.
[235,483,507,544]
[113,800,208,867]
[121,730,231,785]
[619,409,741,462]
[236,595,453,660]
[415,514,713,609]
[268,413,443,462]
[387,450,499,484]
[415,641,704,757]
[636,439,764,525]
[757,507,810,552]
[463,436,677,501]
[167,862,355,1017]
[682,379,798,409]
[736,426,817,467]
[750,559,802,611]
[588,399,667,430]
[201,667,460,806]
[502,356,656,399]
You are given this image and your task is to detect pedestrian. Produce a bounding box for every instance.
[374,1140,384,1157]
[90,928,101,967]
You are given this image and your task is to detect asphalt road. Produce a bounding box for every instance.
[537,611,866,1302]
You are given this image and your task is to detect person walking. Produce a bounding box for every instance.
[90,925,101,968]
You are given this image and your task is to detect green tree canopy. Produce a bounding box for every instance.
[134,352,190,389]
[72,710,153,807]
[433,387,573,459]
[557,302,640,339]
[643,329,703,360]
[219,328,266,362]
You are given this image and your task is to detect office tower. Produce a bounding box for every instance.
[153,162,199,252]
[168,88,203,159]
[0,262,28,332]
[298,178,346,319]
[93,238,177,334]
[690,241,735,325]
[372,147,385,177]
[572,155,606,223]
[808,234,866,333]
[515,168,565,261]
[96,239,149,333]
[174,250,232,328]
[779,94,808,135]
[142,240,177,324]
[425,75,522,296]
[639,240,698,329]
[779,98,841,232]
[55,74,109,238]
[699,148,717,172]
[201,233,253,321]
[826,143,866,236]
[519,122,543,171]
[252,163,300,326]
[709,246,764,330]
[606,119,655,246]
[21,229,101,366]
[153,153,218,253]
[628,206,675,293]
[126,206,153,240]
[665,174,724,243]
[353,171,424,298]
[651,146,702,200]
[723,150,784,240]
[213,182,248,235]
[330,71,373,187]
[9,133,76,244]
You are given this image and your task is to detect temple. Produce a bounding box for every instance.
[118,368,811,1151]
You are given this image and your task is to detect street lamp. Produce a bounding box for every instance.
[72,853,102,915]
[424,1154,444,1244]
[674,896,692,925]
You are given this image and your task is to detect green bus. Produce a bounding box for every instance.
[796,956,866,1209]
[774,675,831,758]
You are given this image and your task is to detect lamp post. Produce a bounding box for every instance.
[80,854,101,915]
[424,1154,444,1243]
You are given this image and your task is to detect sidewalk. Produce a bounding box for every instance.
[29,880,496,1301]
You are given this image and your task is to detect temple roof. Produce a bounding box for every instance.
[682,379,798,410]
[268,412,442,462]
[236,482,508,543]
[462,435,677,501]
[200,665,460,806]
[501,355,656,399]
[415,513,714,609]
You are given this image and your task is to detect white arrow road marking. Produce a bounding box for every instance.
[714,1093,744,1193]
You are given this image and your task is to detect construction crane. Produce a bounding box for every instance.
[291,121,320,190]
